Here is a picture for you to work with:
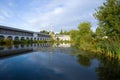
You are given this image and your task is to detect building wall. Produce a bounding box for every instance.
[56,35,71,41]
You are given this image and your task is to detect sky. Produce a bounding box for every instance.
[0,0,105,32]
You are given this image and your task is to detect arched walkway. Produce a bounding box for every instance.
[0,35,5,40]
[15,36,19,40]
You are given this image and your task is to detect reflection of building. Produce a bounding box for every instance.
[58,43,71,47]
[0,25,50,41]
[54,43,71,48]
[56,35,70,41]
[0,43,52,58]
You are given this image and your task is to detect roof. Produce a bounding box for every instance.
[0,25,34,33]
[0,25,50,36]
[34,32,50,36]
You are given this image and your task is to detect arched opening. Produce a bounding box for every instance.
[14,36,20,44]
[20,37,25,43]
[0,35,5,40]
[26,37,29,40]
[7,36,12,40]
[31,38,33,40]
[37,38,39,40]
[29,38,33,43]
[26,37,31,43]
[15,36,19,40]
[14,45,19,48]
[21,44,24,48]
[5,36,13,44]
[34,38,36,40]
[21,37,25,41]
[0,35,5,44]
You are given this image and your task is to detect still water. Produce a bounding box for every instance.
[0,43,120,80]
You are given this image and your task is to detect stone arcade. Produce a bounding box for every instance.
[0,25,50,41]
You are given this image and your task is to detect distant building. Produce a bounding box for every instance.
[56,35,70,41]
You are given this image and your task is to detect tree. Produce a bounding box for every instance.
[78,22,92,36]
[60,29,63,34]
[69,29,79,42]
[78,22,93,42]
[59,29,69,35]
[69,22,94,49]
[40,30,49,34]
[94,0,120,38]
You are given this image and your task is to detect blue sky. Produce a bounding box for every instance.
[0,0,105,32]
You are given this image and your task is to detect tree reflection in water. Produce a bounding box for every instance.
[96,54,120,80]
[77,52,96,67]
[76,50,120,80]
[77,54,91,67]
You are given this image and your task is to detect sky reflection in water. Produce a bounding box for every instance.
[0,43,118,80]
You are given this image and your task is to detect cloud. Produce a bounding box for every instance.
[24,0,104,31]
[8,2,13,7]
[0,15,5,22]
[0,2,13,20]
[0,0,105,32]
[0,9,11,18]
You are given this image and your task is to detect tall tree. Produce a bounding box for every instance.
[69,29,79,42]
[94,0,120,38]
[78,22,93,45]
[78,22,92,36]
[60,29,63,34]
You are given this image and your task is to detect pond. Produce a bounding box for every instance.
[0,43,120,80]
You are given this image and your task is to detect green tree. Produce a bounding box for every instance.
[78,22,93,49]
[59,29,69,35]
[40,30,49,34]
[60,29,63,34]
[94,0,120,38]
[78,22,92,36]
[69,29,79,42]
[69,22,94,50]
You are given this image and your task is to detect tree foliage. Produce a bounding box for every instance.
[70,22,93,50]
[94,0,120,38]
[59,29,69,35]
[69,29,79,42]
[40,30,49,34]
[96,27,105,38]
[69,0,120,55]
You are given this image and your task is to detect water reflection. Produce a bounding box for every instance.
[54,43,71,48]
[77,54,91,67]
[74,50,120,80]
[0,43,52,58]
[96,54,120,80]
[0,43,120,80]
[0,43,52,50]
